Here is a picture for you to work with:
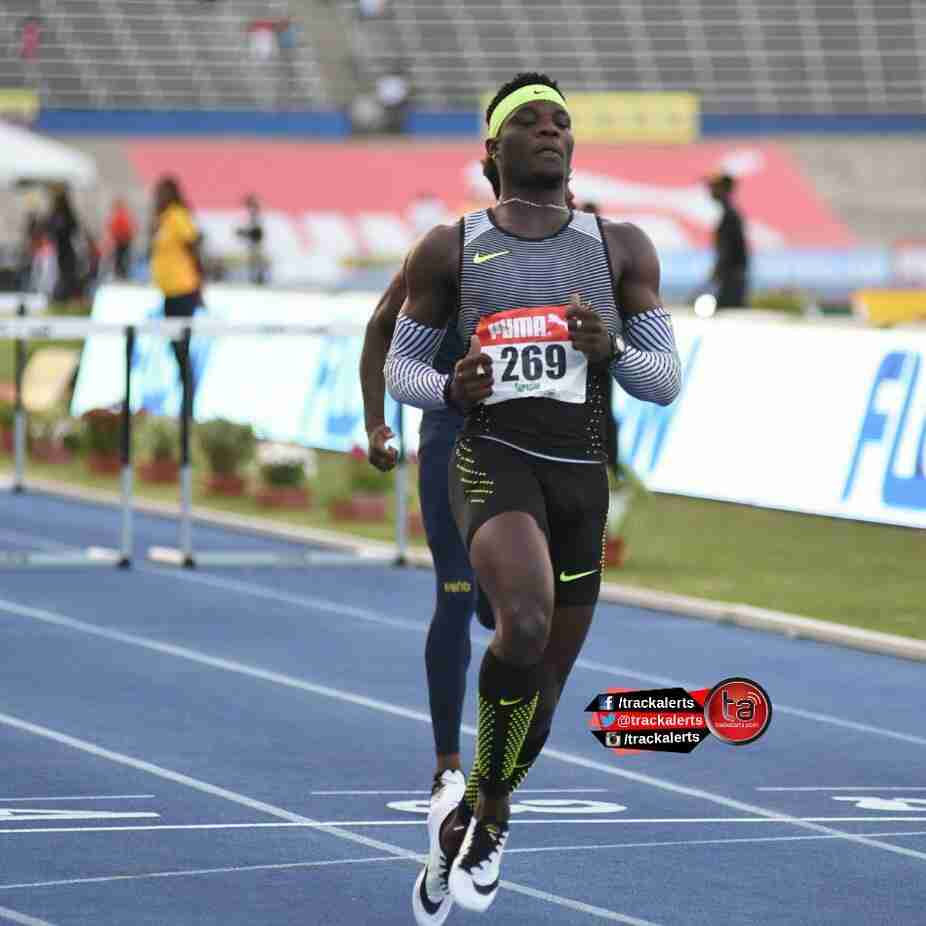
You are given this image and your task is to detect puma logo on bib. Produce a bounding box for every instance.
[476,305,587,406]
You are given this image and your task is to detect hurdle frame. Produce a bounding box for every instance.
[139,321,408,570]
[2,314,409,571]
[0,307,127,568]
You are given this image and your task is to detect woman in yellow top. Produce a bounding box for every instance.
[149,175,204,391]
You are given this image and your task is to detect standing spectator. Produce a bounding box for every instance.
[106,197,137,281]
[235,194,266,285]
[18,189,44,290]
[46,186,81,304]
[19,16,42,60]
[149,176,204,392]
[357,0,389,17]
[247,20,277,61]
[706,173,750,309]
[375,64,411,134]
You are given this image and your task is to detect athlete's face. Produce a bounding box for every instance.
[489,100,574,190]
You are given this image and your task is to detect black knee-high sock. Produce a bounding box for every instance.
[462,649,543,813]
[507,665,558,793]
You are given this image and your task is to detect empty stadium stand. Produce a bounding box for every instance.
[1,1,924,114]
[350,0,926,115]
[0,0,324,109]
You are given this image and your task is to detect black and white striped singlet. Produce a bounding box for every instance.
[457,208,621,463]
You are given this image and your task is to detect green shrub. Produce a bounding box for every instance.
[137,416,179,463]
[197,418,256,476]
[749,289,808,315]
[257,444,316,488]
[260,461,305,487]
[348,446,391,494]
[28,408,81,451]
[0,400,14,429]
[81,408,122,456]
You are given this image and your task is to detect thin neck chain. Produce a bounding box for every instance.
[497,196,570,213]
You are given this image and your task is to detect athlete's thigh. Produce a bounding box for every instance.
[540,461,609,607]
[448,437,549,549]
[448,437,554,601]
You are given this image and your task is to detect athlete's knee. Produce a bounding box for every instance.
[493,593,552,665]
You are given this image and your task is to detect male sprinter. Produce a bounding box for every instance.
[386,73,681,915]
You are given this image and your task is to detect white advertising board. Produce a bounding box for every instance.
[73,285,926,528]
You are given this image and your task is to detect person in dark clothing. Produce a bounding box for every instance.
[107,197,137,281]
[707,173,749,309]
[47,187,81,302]
[235,194,266,285]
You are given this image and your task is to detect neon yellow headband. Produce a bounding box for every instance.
[487,84,569,140]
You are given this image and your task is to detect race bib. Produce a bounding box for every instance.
[476,305,587,406]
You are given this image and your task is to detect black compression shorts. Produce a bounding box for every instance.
[448,436,609,607]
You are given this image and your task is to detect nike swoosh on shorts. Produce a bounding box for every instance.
[559,569,598,583]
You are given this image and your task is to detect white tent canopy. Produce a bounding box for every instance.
[0,120,98,190]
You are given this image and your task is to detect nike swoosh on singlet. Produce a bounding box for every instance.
[559,569,599,583]
[473,250,510,265]
[499,697,523,706]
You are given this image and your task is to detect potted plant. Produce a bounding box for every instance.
[328,446,392,522]
[81,407,123,474]
[255,443,314,509]
[0,399,15,454]
[197,418,256,496]
[28,409,81,464]
[136,416,180,483]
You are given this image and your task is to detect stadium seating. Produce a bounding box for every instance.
[352,0,925,114]
[0,0,323,109]
[1,0,923,114]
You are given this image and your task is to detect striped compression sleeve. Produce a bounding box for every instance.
[384,314,451,411]
[610,307,682,406]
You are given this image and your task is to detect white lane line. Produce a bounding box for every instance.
[0,907,56,926]
[1,595,925,868]
[166,566,926,750]
[0,713,658,926]
[0,856,407,892]
[6,829,926,894]
[757,787,926,792]
[5,830,926,894]
[310,788,609,795]
[0,531,922,751]
[0,795,155,802]
[0,823,311,835]
[505,829,926,855]
[5,817,926,836]
[3,594,926,868]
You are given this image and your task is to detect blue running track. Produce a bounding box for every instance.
[0,489,924,925]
